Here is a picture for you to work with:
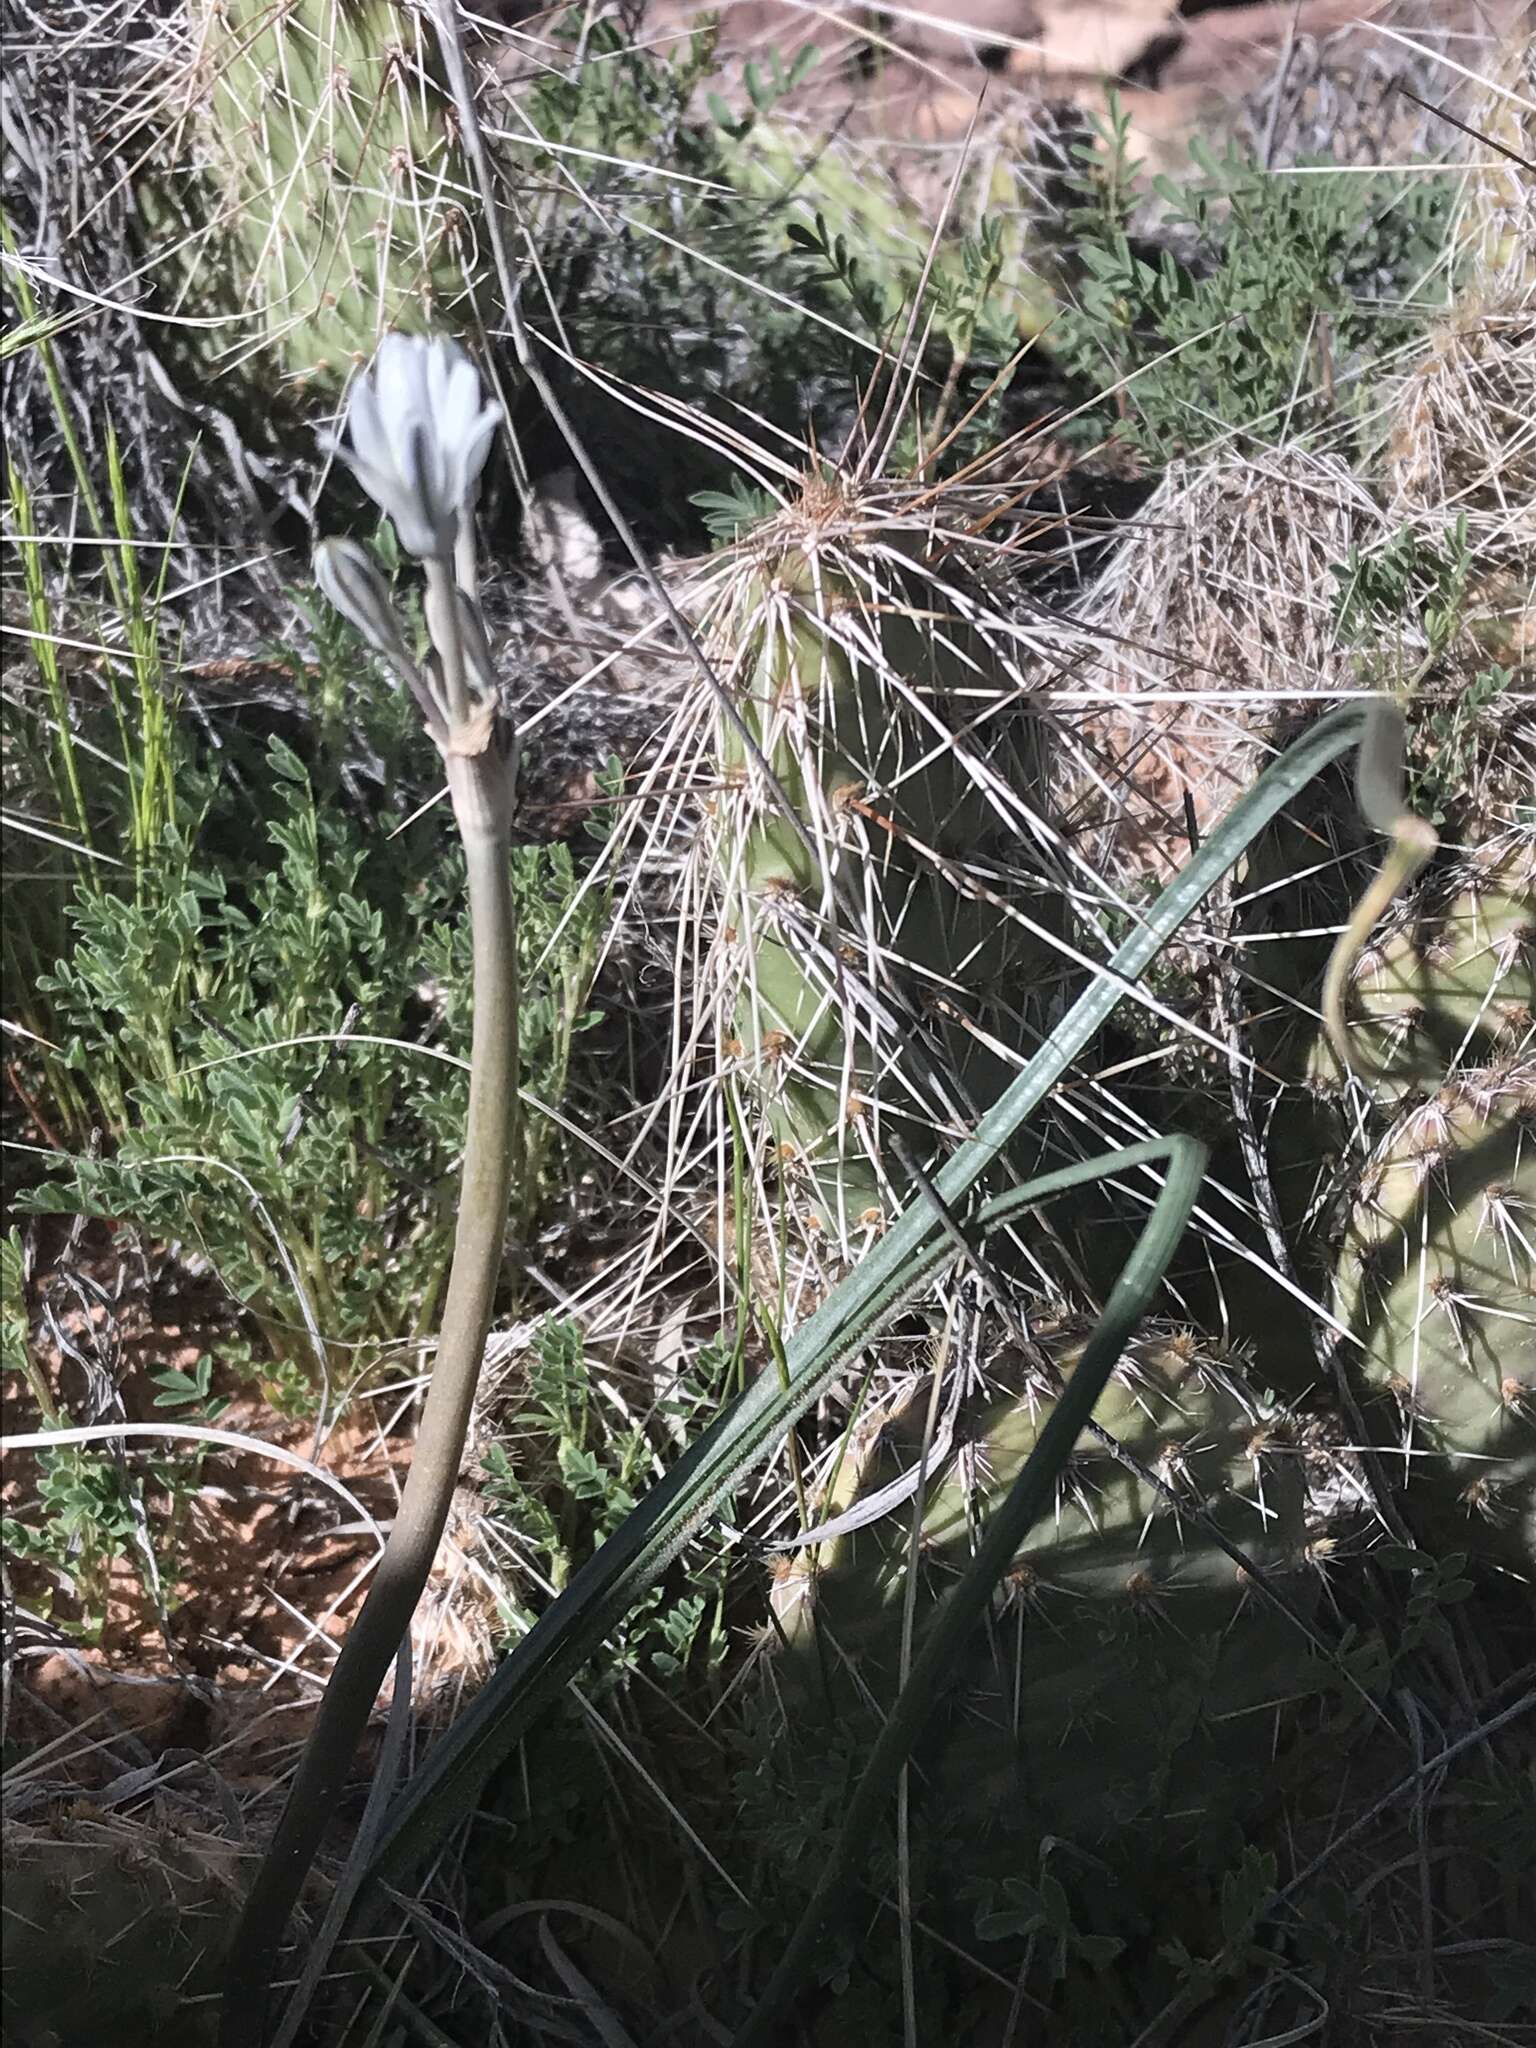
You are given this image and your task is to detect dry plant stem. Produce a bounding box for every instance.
[220,744,519,2048]
[1322,695,1439,1078]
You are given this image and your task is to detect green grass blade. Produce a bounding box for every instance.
[359,701,1372,1891]
[0,305,87,361]
[7,466,94,863]
[1,216,125,617]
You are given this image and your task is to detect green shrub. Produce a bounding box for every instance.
[477,1316,738,1684]
[1052,100,1452,455]
[21,730,606,1405]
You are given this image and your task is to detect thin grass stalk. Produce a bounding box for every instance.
[103,422,181,878]
[0,217,129,621]
[8,469,93,860]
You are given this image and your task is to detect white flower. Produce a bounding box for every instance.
[335,334,501,561]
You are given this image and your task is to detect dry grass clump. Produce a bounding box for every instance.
[1045,10,1534,891]
[1383,309,1536,564]
[1049,446,1389,882]
[1380,301,1536,824]
[1379,25,1534,580]
[1375,35,1536,829]
[1450,22,1536,303]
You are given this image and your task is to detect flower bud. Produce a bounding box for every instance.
[313,539,413,666]
[314,537,447,742]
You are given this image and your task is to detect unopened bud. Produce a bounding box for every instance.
[314,538,413,670]
[315,537,447,742]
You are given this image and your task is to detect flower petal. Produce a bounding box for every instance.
[400,419,455,558]
[392,504,443,560]
[423,338,453,418]
[334,448,404,527]
[452,403,502,503]
[344,375,390,482]
[439,355,480,450]
[375,335,425,470]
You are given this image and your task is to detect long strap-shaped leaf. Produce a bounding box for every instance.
[733,1132,1208,2045]
[358,703,1375,1892]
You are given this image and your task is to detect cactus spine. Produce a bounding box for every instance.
[2,1812,244,2046]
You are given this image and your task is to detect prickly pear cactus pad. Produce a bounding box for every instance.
[1317,837,1534,1098]
[677,476,1066,1274]
[174,0,478,387]
[1335,1057,1536,1579]
[1,1813,243,2046]
[771,1328,1316,1866]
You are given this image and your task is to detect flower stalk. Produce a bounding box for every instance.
[221,337,518,2048]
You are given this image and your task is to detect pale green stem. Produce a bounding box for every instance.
[220,755,518,2048]
[423,557,473,731]
[454,479,481,602]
